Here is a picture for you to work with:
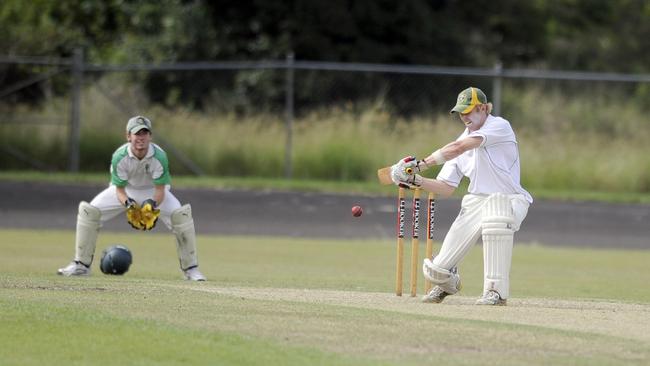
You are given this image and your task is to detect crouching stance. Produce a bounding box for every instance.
[58,116,206,281]
[391,87,532,305]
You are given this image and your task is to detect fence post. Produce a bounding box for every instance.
[492,61,502,116]
[284,52,295,179]
[68,48,83,172]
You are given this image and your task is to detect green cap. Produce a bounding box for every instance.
[126,116,152,134]
[450,87,487,114]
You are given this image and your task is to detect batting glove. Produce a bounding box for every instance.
[394,156,429,176]
[391,163,423,189]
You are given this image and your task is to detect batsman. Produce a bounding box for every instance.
[57,116,206,281]
[390,87,532,305]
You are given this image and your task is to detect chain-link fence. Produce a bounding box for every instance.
[1,51,649,179]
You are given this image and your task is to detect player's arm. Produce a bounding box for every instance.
[416,137,481,197]
[392,136,483,176]
[152,184,165,206]
[391,136,481,195]
[421,136,483,167]
[111,150,132,207]
[418,178,456,197]
[115,186,131,207]
[149,146,169,206]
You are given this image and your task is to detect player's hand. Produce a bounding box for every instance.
[391,156,418,183]
[125,200,144,230]
[140,199,160,230]
[124,197,137,209]
[395,155,429,175]
[394,156,418,176]
[391,163,423,189]
[400,174,423,189]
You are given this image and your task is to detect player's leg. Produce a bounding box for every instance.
[159,190,206,281]
[421,265,462,303]
[477,193,528,305]
[154,188,180,230]
[422,194,484,302]
[58,186,124,276]
[92,185,130,222]
[57,201,101,276]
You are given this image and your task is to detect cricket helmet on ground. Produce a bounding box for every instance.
[100,245,133,275]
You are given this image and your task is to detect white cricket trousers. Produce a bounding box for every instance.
[89,185,181,230]
[432,193,529,296]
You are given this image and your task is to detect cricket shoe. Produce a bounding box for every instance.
[475,290,507,306]
[421,286,453,303]
[57,261,91,276]
[183,266,207,281]
[421,275,462,304]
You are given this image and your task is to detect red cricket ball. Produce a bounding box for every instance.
[351,205,363,217]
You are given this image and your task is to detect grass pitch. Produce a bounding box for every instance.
[1,229,649,365]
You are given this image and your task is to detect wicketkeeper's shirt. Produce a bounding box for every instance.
[437,115,533,203]
[110,143,171,189]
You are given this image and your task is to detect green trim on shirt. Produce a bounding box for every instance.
[152,145,171,185]
[110,145,129,187]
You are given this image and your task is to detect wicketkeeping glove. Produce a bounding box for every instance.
[125,198,145,230]
[140,199,160,230]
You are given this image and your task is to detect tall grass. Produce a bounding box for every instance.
[151,103,459,181]
[1,83,648,193]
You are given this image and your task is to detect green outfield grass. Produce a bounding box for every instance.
[1,229,649,365]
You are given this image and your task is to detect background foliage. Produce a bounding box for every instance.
[1,1,649,195]
[1,0,649,107]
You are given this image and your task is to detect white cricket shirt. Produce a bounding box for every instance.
[110,143,171,189]
[437,115,533,203]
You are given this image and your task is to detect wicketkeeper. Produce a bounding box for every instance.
[58,116,207,281]
[390,87,532,305]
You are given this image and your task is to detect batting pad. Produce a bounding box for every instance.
[75,201,101,266]
[171,204,199,270]
[422,258,461,294]
[481,193,515,299]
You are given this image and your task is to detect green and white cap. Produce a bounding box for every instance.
[126,116,152,134]
[450,87,488,114]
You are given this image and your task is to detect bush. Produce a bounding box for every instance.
[1,83,648,194]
